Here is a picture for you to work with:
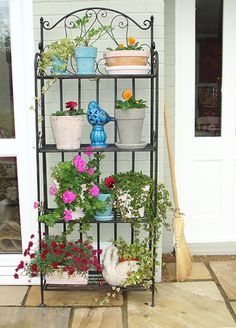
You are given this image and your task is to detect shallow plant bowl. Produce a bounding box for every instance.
[104,50,149,66]
[105,65,150,75]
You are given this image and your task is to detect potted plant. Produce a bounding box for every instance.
[113,171,153,222]
[14,234,102,284]
[39,38,75,74]
[38,150,106,233]
[50,100,85,150]
[104,36,150,74]
[95,176,116,221]
[115,89,147,148]
[73,15,112,74]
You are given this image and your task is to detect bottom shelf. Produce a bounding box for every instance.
[43,271,149,292]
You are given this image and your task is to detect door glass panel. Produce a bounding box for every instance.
[0,0,15,138]
[0,157,21,253]
[195,0,223,137]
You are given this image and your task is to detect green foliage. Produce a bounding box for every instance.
[112,238,153,288]
[39,38,75,71]
[107,41,142,51]
[51,108,85,116]
[116,97,147,110]
[74,15,113,47]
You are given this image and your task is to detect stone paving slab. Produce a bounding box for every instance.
[210,261,236,300]
[71,307,123,328]
[166,262,212,281]
[0,307,70,328]
[25,286,123,307]
[127,282,236,328]
[0,286,28,306]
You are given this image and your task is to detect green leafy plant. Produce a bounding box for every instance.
[74,15,112,47]
[52,101,84,116]
[14,234,102,279]
[38,150,106,233]
[107,36,142,51]
[39,38,75,71]
[116,89,147,110]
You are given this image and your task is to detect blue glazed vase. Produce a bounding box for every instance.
[52,56,68,75]
[95,193,113,221]
[74,47,97,74]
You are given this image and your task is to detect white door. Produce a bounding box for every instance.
[0,0,37,283]
[175,0,236,252]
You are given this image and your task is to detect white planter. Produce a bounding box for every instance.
[116,185,150,219]
[50,115,84,150]
[115,107,145,144]
[104,50,149,66]
[46,271,88,285]
[105,65,150,75]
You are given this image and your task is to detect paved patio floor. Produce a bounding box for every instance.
[0,259,236,328]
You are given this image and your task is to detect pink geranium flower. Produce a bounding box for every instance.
[85,146,94,156]
[33,201,39,209]
[62,191,77,204]
[89,185,100,197]
[49,184,57,196]
[64,209,72,222]
[73,155,87,173]
[87,167,94,176]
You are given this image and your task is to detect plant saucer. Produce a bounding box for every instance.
[95,215,113,222]
[115,142,147,150]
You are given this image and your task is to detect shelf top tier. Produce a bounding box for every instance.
[38,143,156,153]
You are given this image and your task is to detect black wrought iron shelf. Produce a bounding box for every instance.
[38,143,156,153]
[36,73,157,80]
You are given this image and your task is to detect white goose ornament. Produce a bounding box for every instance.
[102,245,139,286]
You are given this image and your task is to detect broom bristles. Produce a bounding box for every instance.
[173,214,193,282]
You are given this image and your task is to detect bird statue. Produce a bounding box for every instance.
[87,101,114,148]
[102,245,139,286]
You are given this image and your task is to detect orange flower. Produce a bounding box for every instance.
[128,36,135,46]
[122,89,132,101]
[118,43,124,49]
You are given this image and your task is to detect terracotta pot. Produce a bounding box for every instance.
[103,50,149,66]
[50,115,84,150]
[46,270,88,285]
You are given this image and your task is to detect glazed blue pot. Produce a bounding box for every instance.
[95,193,113,221]
[74,47,97,74]
[52,56,68,75]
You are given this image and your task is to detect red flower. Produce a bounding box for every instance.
[14,273,19,279]
[31,263,38,272]
[65,251,71,257]
[18,261,24,269]
[87,245,93,251]
[41,241,47,249]
[59,243,66,249]
[40,254,46,261]
[30,234,35,239]
[51,241,57,248]
[51,262,58,269]
[72,246,79,252]
[97,249,102,255]
[54,249,62,255]
[28,241,33,249]
[65,101,77,109]
[97,265,102,272]
[30,253,35,259]
[105,176,115,189]
[24,249,29,257]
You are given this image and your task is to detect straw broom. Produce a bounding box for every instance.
[164,97,192,281]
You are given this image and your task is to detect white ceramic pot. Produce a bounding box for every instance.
[50,115,84,150]
[103,50,149,66]
[115,107,145,144]
[46,270,88,285]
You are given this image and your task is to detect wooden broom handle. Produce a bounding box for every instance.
[164,97,179,210]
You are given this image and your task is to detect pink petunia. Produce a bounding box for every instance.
[33,201,39,209]
[64,209,72,222]
[87,167,94,176]
[85,146,94,156]
[49,184,57,196]
[89,185,100,197]
[62,191,77,204]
